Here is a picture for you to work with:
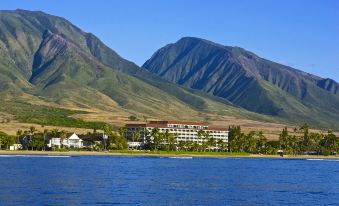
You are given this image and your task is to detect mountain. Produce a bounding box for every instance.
[143,37,339,128]
[0,10,273,128]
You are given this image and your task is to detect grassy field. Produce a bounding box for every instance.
[1,104,337,139]
[0,101,106,129]
[0,122,94,135]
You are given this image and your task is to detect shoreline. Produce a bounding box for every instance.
[0,150,338,159]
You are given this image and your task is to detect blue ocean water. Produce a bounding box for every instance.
[0,155,338,206]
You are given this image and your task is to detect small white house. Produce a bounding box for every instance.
[48,133,84,149]
[10,144,22,150]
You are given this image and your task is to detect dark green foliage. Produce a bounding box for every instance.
[103,125,128,150]
[129,115,138,121]
[228,125,338,155]
[0,131,16,149]
[28,133,45,150]
[278,127,338,155]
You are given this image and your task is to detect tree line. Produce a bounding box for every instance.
[1,123,338,155]
[0,125,128,151]
[228,124,338,155]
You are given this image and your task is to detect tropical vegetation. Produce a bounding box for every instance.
[228,124,338,155]
[0,123,337,156]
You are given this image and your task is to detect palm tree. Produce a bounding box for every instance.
[186,141,194,151]
[207,137,216,152]
[16,129,23,145]
[201,141,209,152]
[118,127,127,137]
[51,129,59,138]
[132,130,140,142]
[202,131,212,151]
[29,126,37,136]
[43,129,48,151]
[151,128,162,150]
[217,139,226,152]
[167,133,177,151]
[178,141,186,151]
[50,128,59,150]
[59,130,67,149]
[162,130,176,151]
[192,142,199,152]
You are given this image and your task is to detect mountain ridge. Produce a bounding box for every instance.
[143,37,339,128]
[0,9,279,128]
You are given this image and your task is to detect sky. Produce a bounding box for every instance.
[1,0,339,81]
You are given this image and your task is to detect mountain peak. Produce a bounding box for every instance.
[143,37,339,127]
[176,37,227,49]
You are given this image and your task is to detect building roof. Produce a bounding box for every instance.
[149,120,208,125]
[125,123,228,131]
[68,133,81,140]
[126,120,208,128]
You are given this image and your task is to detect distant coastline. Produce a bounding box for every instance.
[0,150,338,159]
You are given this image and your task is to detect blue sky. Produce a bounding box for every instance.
[1,0,339,81]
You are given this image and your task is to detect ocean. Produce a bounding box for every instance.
[0,155,338,205]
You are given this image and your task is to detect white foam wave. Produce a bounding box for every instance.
[306,158,339,162]
[0,154,71,158]
[168,156,193,159]
[306,159,324,161]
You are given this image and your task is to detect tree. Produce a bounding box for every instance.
[178,141,186,151]
[309,132,323,154]
[151,128,162,150]
[131,130,140,142]
[51,128,59,138]
[279,127,289,150]
[43,129,48,151]
[104,126,128,150]
[129,115,138,121]
[300,123,310,152]
[256,132,268,154]
[192,142,200,152]
[279,127,301,155]
[29,126,37,136]
[0,132,15,149]
[59,130,67,148]
[207,137,216,151]
[28,133,44,150]
[108,131,128,150]
[16,129,23,144]
[163,130,177,151]
[228,125,242,152]
[320,130,338,155]
[118,127,127,137]
[217,139,227,152]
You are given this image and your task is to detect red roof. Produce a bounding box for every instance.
[125,123,227,131]
[149,120,208,125]
[125,123,171,128]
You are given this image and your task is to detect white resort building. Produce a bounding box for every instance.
[47,133,84,149]
[125,121,229,149]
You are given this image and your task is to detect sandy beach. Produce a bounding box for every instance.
[0,150,338,159]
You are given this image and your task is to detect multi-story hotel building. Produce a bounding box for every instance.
[125,121,228,149]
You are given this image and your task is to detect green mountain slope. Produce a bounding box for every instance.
[143,37,339,128]
[0,10,275,127]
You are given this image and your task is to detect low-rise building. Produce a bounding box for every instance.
[47,133,84,149]
[125,120,228,150]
